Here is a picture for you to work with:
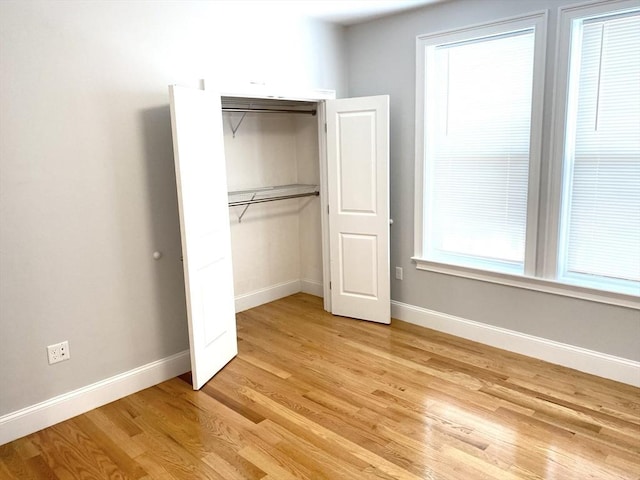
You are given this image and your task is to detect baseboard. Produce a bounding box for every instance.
[0,350,190,445]
[301,279,323,297]
[391,301,640,387]
[235,280,302,313]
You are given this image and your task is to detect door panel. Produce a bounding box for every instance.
[338,111,378,213]
[169,85,238,389]
[326,96,390,324]
[340,233,378,297]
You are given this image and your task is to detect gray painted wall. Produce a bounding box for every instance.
[345,0,640,360]
[0,1,346,416]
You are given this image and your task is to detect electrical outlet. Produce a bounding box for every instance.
[395,266,403,280]
[47,341,70,365]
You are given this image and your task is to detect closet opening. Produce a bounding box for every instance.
[221,96,327,313]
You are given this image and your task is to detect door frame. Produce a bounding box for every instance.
[316,101,332,313]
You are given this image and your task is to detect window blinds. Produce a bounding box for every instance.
[560,12,640,293]
[426,30,535,274]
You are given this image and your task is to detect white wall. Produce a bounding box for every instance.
[296,117,324,288]
[346,0,640,362]
[0,0,345,419]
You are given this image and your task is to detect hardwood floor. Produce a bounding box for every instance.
[2,293,639,479]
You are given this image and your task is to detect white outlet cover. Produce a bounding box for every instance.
[47,341,70,364]
[395,266,403,280]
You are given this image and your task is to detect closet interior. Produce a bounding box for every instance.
[221,96,324,308]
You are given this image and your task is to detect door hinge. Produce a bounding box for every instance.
[327,204,330,214]
[329,281,332,290]
[324,123,327,133]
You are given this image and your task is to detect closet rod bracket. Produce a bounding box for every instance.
[238,192,256,223]
[230,112,247,138]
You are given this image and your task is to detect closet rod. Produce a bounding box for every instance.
[228,191,319,208]
[222,107,317,116]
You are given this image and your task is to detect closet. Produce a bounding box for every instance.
[169,84,390,389]
[222,96,325,312]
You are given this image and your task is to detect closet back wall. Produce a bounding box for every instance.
[0,0,345,426]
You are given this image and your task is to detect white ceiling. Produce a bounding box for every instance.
[258,1,443,25]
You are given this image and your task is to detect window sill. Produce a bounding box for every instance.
[412,257,640,310]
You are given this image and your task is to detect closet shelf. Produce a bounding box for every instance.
[228,184,319,222]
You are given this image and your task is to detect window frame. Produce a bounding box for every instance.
[414,12,548,274]
[413,5,640,309]
[545,0,640,294]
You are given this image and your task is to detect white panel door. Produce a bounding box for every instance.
[326,96,390,324]
[169,85,237,389]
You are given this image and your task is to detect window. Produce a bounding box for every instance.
[415,13,546,276]
[555,6,640,295]
[414,4,639,305]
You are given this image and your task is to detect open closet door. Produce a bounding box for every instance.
[169,85,237,389]
[326,96,390,324]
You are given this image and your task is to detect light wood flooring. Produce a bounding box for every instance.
[1,293,639,479]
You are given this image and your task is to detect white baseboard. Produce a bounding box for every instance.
[0,350,190,446]
[391,301,640,388]
[235,280,302,313]
[301,279,323,297]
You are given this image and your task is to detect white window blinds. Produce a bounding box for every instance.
[559,12,640,294]
[425,30,535,274]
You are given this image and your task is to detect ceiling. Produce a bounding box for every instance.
[260,1,443,25]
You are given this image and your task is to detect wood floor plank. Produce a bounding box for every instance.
[2,293,639,479]
[133,453,175,480]
[239,386,434,480]
[10,437,40,461]
[71,415,147,479]
[83,409,147,459]
[29,419,133,479]
[260,419,377,480]
[0,444,48,480]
